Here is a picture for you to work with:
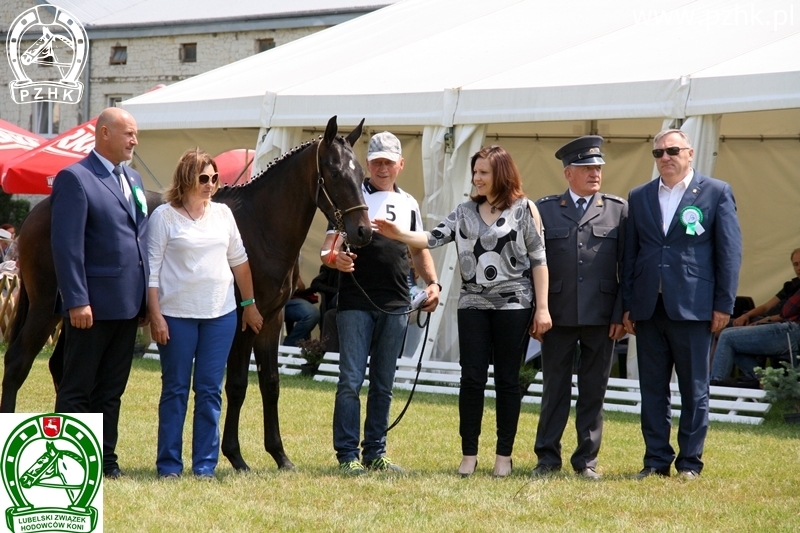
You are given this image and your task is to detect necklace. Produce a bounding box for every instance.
[182,202,204,222]
[488,200,501,214]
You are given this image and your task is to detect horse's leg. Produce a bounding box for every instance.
[221,324,255,472]
[48,326,66,393]
[254,315,294,470]
[1,308,61,412]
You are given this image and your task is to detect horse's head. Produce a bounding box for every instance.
[315,115,372,248]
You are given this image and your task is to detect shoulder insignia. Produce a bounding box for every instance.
[601,193,625,203]
[536,195,560,204]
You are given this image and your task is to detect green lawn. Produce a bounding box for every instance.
[4,352,799,532]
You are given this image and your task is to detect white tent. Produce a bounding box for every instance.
[123,0,800,361]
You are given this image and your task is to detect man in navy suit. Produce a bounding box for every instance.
[52,107,149,479]
[621,129,742,479]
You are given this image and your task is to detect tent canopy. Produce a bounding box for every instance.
[121,0,800,361]
[123,0,800,129]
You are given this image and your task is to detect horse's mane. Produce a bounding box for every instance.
[212,137,319,203]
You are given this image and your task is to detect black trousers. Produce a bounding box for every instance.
[55,318,138,472]
[457,308,531,457]
[535,325,614,471]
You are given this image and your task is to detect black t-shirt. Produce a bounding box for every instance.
[769,277,800,315]
[332,179,421,312]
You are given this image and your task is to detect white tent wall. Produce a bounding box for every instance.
[121,0,800,363]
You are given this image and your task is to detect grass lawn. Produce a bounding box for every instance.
[3,351,799,532]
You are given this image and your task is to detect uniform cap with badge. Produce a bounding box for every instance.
[555,135,606,167]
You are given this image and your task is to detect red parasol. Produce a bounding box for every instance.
[1,118,98,194]
[214,148,255,186]
[0,120,45,184]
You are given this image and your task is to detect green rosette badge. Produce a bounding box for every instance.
[3,414,102,533]
[132,185,148,216]
[679,206,705,235]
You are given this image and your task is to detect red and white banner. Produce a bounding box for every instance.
[0,120,45,184]
[1,118,97,195]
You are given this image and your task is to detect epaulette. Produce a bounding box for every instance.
[601,193,625,203]
[536,195,561,204]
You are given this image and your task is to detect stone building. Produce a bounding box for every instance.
[1,0,393,137]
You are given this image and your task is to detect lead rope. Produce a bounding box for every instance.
[386,309,432,433]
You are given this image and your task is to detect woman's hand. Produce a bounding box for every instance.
[529,308,552,342]
[372,218,402,240]
[242,304,263,333]
[150,312,170,345]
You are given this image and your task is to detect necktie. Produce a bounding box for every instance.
[114,165,134,215]
[576,197,586,215]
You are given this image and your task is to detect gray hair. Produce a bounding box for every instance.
[654,129,693,148]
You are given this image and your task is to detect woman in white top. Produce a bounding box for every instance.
[147,148,262,479]
[374,145,551,478]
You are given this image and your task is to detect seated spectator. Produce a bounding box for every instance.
[710,286,800,386]
[0,224,15,261]
[731,248,800,327]
[283,273,321,348]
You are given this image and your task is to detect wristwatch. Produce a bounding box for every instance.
[428,280,442,291]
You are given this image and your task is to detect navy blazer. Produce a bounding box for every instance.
[621,171,742,322]
[51,151,149,320]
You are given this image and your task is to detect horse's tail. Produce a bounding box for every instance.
[7,277,29,344]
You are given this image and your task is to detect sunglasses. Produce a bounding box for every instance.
[198,173,219,185]
[652,146,690,158]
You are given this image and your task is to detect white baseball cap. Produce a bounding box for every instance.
[367,131,402,162]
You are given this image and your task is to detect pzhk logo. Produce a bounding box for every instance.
[6,5,88,105]
[2,415,102,533]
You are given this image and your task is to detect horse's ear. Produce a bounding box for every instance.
[345,118,365,147]
[323,115,338,145]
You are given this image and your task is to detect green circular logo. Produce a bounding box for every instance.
[2,414,102,533]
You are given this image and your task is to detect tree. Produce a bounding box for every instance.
[0,190,31,227]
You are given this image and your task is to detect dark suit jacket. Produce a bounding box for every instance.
[622,171,742,322]
[51,151,149,320]
[537,191,627,326]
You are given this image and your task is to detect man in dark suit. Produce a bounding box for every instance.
[51,107,149,479]
[622,129,742,479]
[533,136,627,480]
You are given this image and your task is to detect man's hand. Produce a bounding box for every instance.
[711,310,730,333]
[334,251,357,273]
[609,323,626,340]
[420,283,440,312]
[622,311,636,336]
[69,305,93,329]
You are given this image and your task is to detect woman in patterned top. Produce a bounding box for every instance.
[374,145,550,478]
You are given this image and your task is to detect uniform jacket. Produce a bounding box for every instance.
[621,171,742,322]
[537,190,627,326]
[51,151,149,320]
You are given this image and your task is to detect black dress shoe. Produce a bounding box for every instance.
[576,467,601,480]
[104,467,123,480]
[531,463,561,478]
[635,467,669,480]
[677,469,700,480]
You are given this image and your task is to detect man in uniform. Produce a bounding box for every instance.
[532,135,627,480]
[321,131,440,475]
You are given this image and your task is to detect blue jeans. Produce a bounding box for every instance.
[283,298,320,347]
[156,310,236,476]
[711,321,800,381]
[333,309,408,463]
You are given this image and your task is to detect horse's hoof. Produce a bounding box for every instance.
[278,460,296,471]
[227,457,250,472]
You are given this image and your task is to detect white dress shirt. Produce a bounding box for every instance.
[658,169,694,235]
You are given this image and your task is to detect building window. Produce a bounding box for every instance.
[110,46,127,65]
[180,43,197,63]
[108,95,132,108]
[256,38,275,53]
[32,102,60,136]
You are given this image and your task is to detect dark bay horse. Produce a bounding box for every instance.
[1,116,371,471]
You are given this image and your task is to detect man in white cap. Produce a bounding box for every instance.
[321,131,440,475]
[532,135,627,480]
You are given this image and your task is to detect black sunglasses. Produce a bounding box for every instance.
[652,146,690,158]
[198,173,219,185]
